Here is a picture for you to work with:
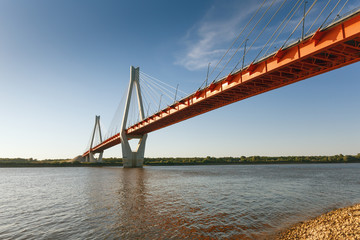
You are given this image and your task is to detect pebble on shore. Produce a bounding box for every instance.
[276,203,360,240]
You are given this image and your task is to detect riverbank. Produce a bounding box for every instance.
[1,155,360,167]
[275,203,360,239]
[144,155,360,165]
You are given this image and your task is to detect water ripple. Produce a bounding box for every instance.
[0,164,359,239]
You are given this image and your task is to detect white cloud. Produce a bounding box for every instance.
[175,1,262,71]
[175,0,358,72]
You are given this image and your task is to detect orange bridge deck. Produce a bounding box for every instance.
[84,11,360,156]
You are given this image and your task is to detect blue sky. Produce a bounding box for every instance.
[0,0,359,159]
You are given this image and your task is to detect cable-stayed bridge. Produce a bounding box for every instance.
[81,2,360,167]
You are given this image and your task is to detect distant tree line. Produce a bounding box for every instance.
[0,158,123,167]
[0,154,359,167]
[143,154,360,166]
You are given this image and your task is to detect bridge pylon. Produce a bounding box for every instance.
[86,115,103,163]
[120,66,147,168]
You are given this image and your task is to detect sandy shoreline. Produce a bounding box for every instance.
[274,203,360,239]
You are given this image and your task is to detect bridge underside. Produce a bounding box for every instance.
[126,13,360,136]
[83,12,360,158]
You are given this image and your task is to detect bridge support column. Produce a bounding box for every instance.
[86,115,104,163]
[120,131,147,168]
[120,66,147,168]
[85,152,103,163]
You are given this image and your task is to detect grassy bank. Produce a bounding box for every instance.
[0,154,359,167]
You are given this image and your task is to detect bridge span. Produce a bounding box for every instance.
[82,9,360,167]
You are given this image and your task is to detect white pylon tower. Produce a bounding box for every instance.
[86,115,104,163]
[120,66,147,168]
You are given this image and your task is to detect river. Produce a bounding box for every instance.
[0,163,359,239]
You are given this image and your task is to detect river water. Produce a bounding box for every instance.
[0,163,359,239]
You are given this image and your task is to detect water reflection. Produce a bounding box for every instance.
[112,168,197,239]
[116,168,149,238]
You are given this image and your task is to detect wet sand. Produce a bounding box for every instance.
[275,203,360,239]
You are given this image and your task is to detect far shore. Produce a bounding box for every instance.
[275,203,360,239]
[0,154,360,167]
